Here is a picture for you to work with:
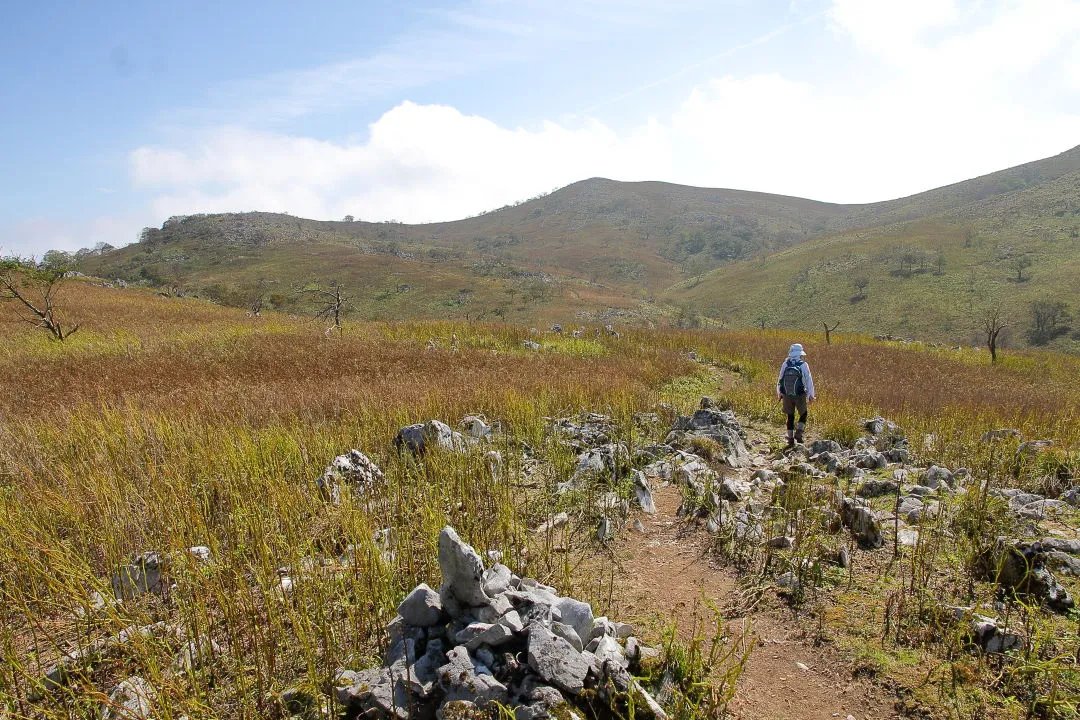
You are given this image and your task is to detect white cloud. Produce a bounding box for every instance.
[130,57,1080,226]
[124,1,1080,228]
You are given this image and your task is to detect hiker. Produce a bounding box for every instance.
[776,343,815,447]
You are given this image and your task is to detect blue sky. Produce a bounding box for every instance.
[2,0,1079,256]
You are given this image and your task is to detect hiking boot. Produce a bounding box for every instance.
[786,435,795,449]
[795,423,805,444]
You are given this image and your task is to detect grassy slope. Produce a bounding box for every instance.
[673,167,1080,349]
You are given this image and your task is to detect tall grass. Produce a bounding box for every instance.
[3,285,1080,717]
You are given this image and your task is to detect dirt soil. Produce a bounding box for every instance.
[606,443,902,720]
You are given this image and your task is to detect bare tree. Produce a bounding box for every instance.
[1,259,81,341]
[299,280,353,338]
[1028,299,1071,345]
[979,302,1010,365]
[853,276,869,299]
[248,278,275,317]
[822,320,840,344]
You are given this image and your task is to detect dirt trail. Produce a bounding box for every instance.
[609,457,900,720]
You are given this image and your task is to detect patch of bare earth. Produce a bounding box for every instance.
[607,473,901,719]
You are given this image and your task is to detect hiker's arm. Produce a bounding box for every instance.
[776,363,785,399]
[804,364,815,400]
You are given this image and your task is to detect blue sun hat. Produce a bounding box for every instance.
[788,343,807,359]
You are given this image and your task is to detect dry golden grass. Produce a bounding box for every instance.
[2,282,1079,718]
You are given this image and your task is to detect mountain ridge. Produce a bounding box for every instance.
[77,143,1080,347]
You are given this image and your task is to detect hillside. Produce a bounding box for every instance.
[672,161,1080,350]
[77,144,1080,342]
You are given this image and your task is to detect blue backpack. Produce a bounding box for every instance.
[780,359,805,398]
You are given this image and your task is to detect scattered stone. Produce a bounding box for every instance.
[896,528,920,547]
[317,449,384,503]
[897,496,923,522]
[632,471,657,514]
[863,417,898,435]
[522,340,541,351]
[641,459,675,480]
[461,416,493,439]
[853,451,887,470]
[1045,551,1080,577]
[673,407,751,467]
[110,552,164,600]
[841,499,885,549]
[922,465,954,489]
[534,512,569,534]
[970,616,1024,654]
[527,626,590,695]
[1017,439,1054,456]
[809,439,843,455]
[596,516,614,541]
[882,448,909,463]
[188,546,211,562]
[395,420,467,456]
[1017,499,1070,519]
[978,538,1075,613]
[857,479,899,498]
[101,676,156,720]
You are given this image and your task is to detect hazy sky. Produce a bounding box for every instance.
[2,0,1079,256]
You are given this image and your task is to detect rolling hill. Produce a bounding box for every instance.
[78,143,1080,346]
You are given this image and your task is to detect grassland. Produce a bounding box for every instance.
[2,282,1079,718]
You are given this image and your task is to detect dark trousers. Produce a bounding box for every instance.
[782,395,808,435]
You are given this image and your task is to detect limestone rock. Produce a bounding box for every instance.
[397,583,445,627]
[841,498,885,549]
[317,449,384,502]
[438,527,490,608]
[101,676,156,720]
[526,625,590,695]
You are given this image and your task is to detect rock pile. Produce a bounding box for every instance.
[666,401,751,468]
[333,527,666,719]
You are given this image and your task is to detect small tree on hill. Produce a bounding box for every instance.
[1011,255,1032,282]
[853,276,869,300]
[979,302,1010,365]
[1027,299,1070,345]
[1,258,81,341]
